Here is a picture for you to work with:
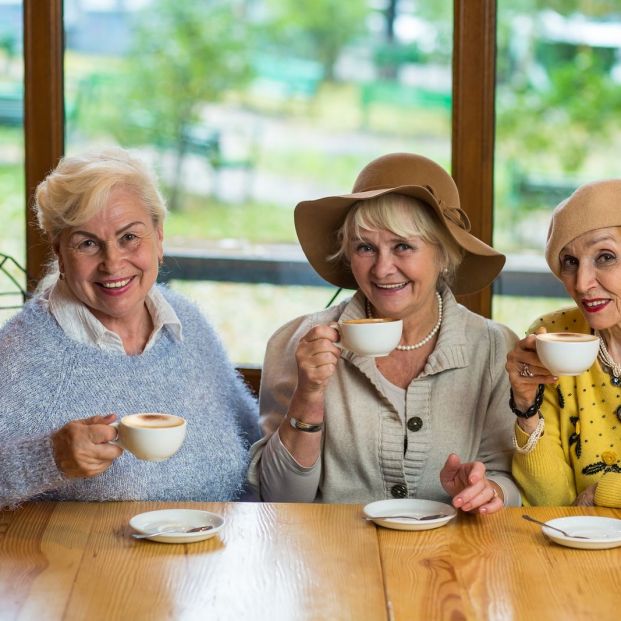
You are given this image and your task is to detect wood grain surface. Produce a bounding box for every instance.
[0,502,386,621]
[379,505,621,621]
[1,503,620,620]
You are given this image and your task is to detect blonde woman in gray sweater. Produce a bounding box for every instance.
[248,153,520,511]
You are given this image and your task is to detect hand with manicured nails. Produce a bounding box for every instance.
[51,414,123,478]
[440,453,504,514]
[505,327,557,433]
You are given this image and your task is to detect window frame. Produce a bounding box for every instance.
[22,0,497,319]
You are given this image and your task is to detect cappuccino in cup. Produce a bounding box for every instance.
[335,318,403,357]
[122,413,185,429]
[110,413,186,461]
[535,332,599,376]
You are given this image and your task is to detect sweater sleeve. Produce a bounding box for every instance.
[512,388,577,506]
[477,321,522,507]
[594,472,621,508]
[247,313,323,501]
[0,433,65,509]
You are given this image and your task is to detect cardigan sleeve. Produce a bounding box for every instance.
[512,387,577,506]
[247,312,325,501]
[593,472,621,508]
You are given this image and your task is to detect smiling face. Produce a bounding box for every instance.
[56,186,163,333]
[349,228,442,323]
[558,226,621,331]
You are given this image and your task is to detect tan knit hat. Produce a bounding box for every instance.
[294,152,505,295]
[545,179,621,278]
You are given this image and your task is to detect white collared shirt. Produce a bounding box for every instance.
[47,279,183,353]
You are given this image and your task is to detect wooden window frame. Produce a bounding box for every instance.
[23,0,497,319]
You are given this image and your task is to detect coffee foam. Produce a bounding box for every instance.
[537,332,598,343]
[343,318,396,325]
[122,413,185,429]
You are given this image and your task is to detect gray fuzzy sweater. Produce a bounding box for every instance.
[0,287,259,508]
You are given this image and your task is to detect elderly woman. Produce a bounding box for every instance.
[0,147,259,509]
[248,153,521,512]
[507,180,621,508]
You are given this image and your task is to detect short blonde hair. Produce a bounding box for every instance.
[34,147,167,247]
[330,194,464,286]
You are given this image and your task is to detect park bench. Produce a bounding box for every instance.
[251,54,324,103]
[360,80,451,127]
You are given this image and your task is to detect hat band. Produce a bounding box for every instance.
[438,200,471,232]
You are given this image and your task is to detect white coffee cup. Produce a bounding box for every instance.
[110,413,187,461]
[535,332,599,376]
[334,318,403,357]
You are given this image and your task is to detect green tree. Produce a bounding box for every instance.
[119,0,253,209]
[265,0,369,81]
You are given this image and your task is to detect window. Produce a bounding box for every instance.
[0,0,25,323]
[493,3,621,336]
[61,0,453,363]
[20,1,496,367]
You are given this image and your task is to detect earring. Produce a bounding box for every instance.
[158,257,164,267]
[58,272,65,280]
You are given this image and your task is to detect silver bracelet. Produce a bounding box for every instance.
[288,416,324,433]
[512,413,545,454]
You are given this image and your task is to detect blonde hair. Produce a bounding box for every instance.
[330,194,464,286]
[34,146,167,247]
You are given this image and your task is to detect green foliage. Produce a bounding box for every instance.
[264,0,369,80]
[498,47,621,173]
[120,0,254,147]
[164,195,296,244]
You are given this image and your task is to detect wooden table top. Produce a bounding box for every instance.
[1,502,619,621]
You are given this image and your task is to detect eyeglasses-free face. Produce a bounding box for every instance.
[56,187,163,337]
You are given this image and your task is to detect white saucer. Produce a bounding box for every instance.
[129,509,225,543]
[363,499,457,531]
[542,516,621,550]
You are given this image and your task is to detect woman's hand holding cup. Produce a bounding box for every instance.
[506,328,557,433]
[52,413,122,478]
[295,324,342,402]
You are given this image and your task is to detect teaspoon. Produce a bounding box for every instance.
[132,524,214,539]
[365,513,448,521]
[522,514,591,539]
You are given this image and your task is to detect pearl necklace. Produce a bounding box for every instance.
[366,291,443,351]
[596,330,621,386]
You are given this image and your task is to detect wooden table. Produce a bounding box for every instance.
[1,503,619,621]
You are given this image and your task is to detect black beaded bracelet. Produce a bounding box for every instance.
[509,384,545,419]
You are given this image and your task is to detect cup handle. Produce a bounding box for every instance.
[329,322,345,351]
[108,421,124,449]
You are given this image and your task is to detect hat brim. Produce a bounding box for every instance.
[294,185,504,295]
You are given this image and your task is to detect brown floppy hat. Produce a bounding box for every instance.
[294,152,505,295]
[545,179,621,278]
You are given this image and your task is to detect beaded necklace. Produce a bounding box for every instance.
[596,330,621,387]
[365,291,443,351]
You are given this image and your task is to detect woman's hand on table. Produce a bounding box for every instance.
[573,483,597,506]
[51,414,122,478]
[440,454,504,514]
[506,329,557,434]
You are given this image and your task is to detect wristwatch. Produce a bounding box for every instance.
[288,416,324,433]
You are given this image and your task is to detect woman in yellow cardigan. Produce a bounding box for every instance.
[506,179,621,507]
